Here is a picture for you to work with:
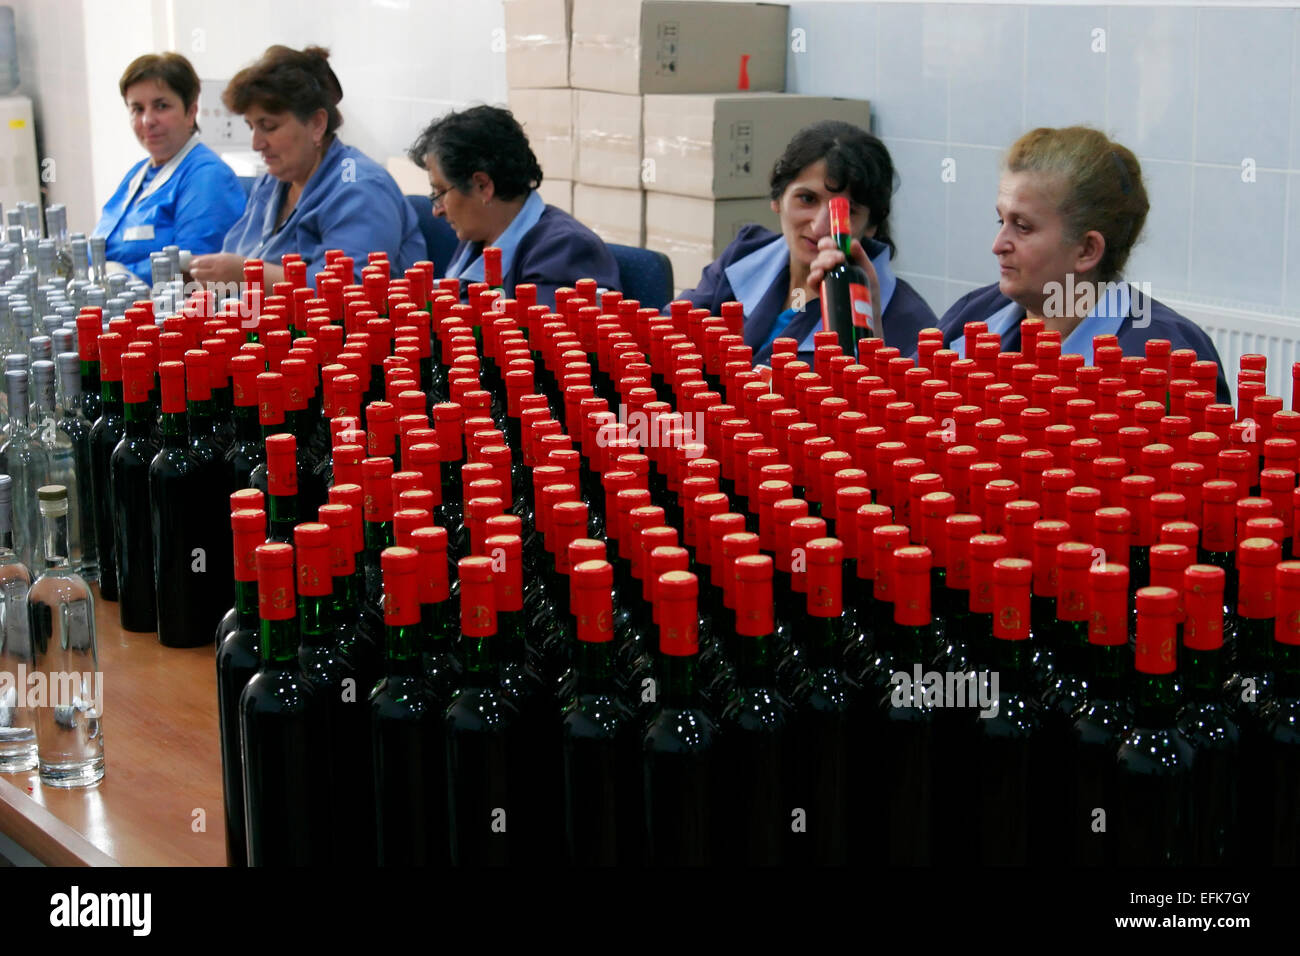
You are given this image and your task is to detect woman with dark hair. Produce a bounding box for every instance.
[93,53,246,283]
[919,126,1228,401]
[191,45,424,285]
[675,120,937,363]
[409,104,618,308]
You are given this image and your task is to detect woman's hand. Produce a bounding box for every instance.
[188,253,247,285]
[807,235,883,337]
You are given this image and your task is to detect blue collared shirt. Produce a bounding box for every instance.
[222,139,425,283]
[948,282,1131,362]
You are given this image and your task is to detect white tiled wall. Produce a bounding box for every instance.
[786,1,1300,322]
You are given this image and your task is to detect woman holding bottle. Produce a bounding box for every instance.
[93,53,246,284]
[408,105,619,309]
[933,126,1228,401]
[191,45,424,286]
[676,120,938,365]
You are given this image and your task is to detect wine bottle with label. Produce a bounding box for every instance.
[818,196,874,361]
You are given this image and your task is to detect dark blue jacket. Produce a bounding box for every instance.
[449,204,620,311]
[674,224,939,365]
[939,282,1232,404]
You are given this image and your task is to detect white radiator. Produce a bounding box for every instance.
[1166,297,1300,408]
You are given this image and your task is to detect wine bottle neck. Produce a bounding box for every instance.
[259,616,299,666]
[297,594,335,648]
[1132,671,1179,726]
[235,579,259,629]
[657,651,701,706]
[384,622,421,674]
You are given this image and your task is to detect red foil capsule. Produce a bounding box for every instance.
[1089,563,1130,646]
[992,557,1033,641]
[1238,537,1281,620]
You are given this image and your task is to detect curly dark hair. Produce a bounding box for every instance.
[769,120,898,256]
[408,105,543,202]
[223,45,344,136]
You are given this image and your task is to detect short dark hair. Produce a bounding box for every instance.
[223,45,344,136]
[408,105,543,202]
[119,52,201,121]
[769,121,898,256]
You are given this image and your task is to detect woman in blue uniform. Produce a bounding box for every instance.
[191,46,424,287]
[93,53,245,284]
[407,105,619,309]
[676,121,937,365]
[932,126,1230,402]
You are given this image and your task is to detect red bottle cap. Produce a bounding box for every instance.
[255,542,296,621]
[943,513,982,590]
[1275,561,1300,646]
[572,560,615,644]
[854,503,894,580]
[992,557,1032,641]
[872,524,911,602]
[734,554,775,637]
[1031,519,1071,598]
[1238,536,1282,619]
[1135,586,1179,675]
[1181,563,1224,651]
[483,533,523,613]
[804,537,843,618]
[1055,541,1096,622]
[409,526,449,604]
[968,534,1008,615]
[458,556,497,637]
[361,457,395,522]
[294,522,334,598]
[317,503,357,577]
[121,351,151,404]
[658,570,700,656]
[231,509,265,582]
[157,360,185,414]
[1094,506,1131,565]
[1088,563,1129,646]
[266,433,298,497]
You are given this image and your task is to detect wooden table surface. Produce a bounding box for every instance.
[0,584,227,867]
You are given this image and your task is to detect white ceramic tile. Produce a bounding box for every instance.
[943,145,1003,286]
[1189,164,1286,308]
[1121,158,1192,302]
[874,2,947,142]
[946,3,1026,149]
[883,137,948,278]
[1291,9,1300,172]
[1285,173,1300,311]
[1025,4,1107,132]
[1106,4,1196,162]
[1194,6,1292,168]
[785,2,877,100]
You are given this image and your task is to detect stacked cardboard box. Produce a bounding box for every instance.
[505,0,576,211]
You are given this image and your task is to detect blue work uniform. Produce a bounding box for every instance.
[222,138,425,284]
[444,191,620,310]
[939,281,1232,403]
[93,134,246,284]
[673,224,939,366]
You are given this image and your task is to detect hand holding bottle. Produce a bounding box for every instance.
[807,233,883,336]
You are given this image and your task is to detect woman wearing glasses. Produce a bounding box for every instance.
[191,45,424,285]
[409,105,619,308]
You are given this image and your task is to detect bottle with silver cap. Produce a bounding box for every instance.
[55,352,97,582]
[88,237,107,288]
[32,360,83,576]
[0,369,50,570]
[29,333,52,365]
[45,205,72,280]
[27,483,103,787]
[0,472,36,773]
[19,202,41,240]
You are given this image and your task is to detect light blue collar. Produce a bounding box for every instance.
[724,234,787,316]
[724,233,898,322]
[446,190,545,281]
[948,282,1130,363]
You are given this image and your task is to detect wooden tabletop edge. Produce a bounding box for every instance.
[0,775,120,867]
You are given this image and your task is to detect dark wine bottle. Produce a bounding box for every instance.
[238,541,332,866]
[1262,559,1300,863]
[1115,586,1196,866]
[224,352,265,497]
[317,498,384,694]
[561,558,640,865]
[370,545,445,865]
[720,552,795,865]
[150,361,221,647]
[445,555,524,866]
[88,331,125,601]
[215,506,264,868]
[642,569,720,866]
[818,196,874,361]
[110,350,159,632]
[1177,562,1240,865]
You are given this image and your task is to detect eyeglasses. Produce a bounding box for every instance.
[429,186,453,210]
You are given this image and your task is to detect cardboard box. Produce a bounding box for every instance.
[573,183,645,248]
[575,90,644,189]
[570,0,788,95]
[643,93,872,199]
[508,88,576,181]
[538,178,573,214]
[504,0,572,89]
[645,191,780,293]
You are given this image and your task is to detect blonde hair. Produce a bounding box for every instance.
[1005,127,1148,282]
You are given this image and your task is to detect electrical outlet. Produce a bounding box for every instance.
[197,78,250,151]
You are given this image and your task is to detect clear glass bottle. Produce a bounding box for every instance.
[31,359,84,574]
[26,484,103,787]
[44,205,72,281]
[0,369,49,570]
[0,474,36,772]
